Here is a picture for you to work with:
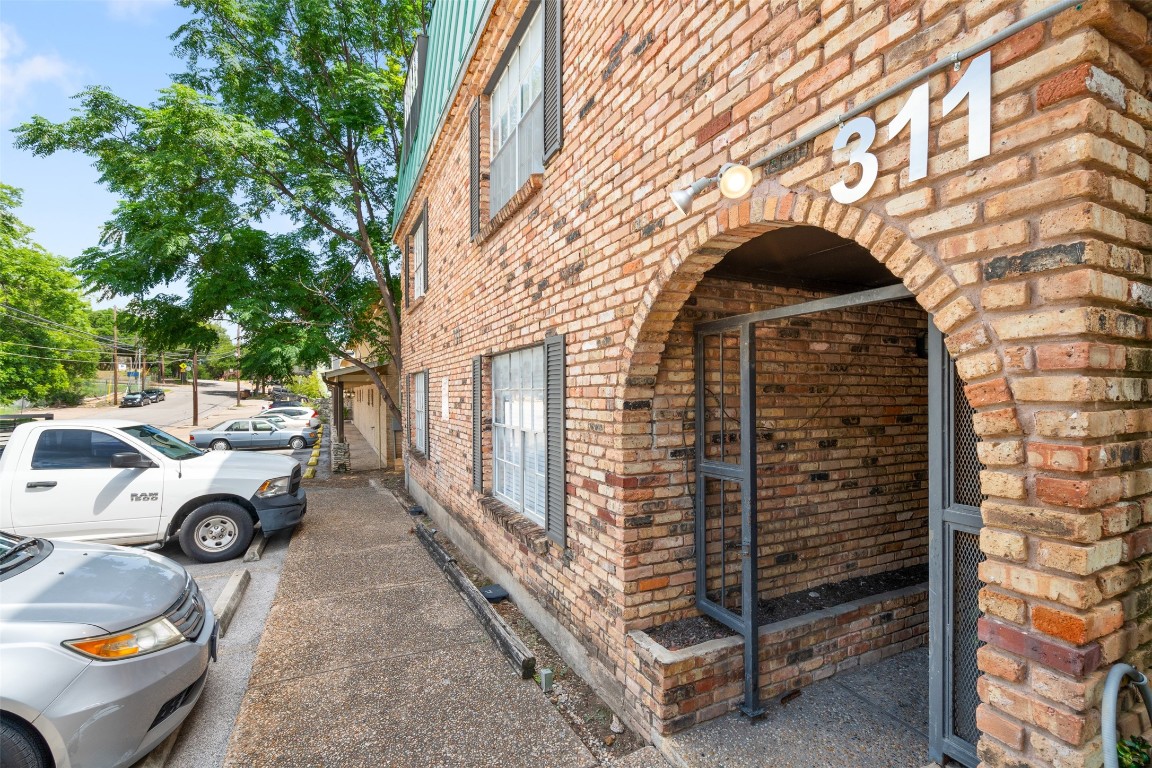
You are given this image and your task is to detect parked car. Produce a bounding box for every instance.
[0,419,307,562]
[141,388,166,403]
[187,419,317,452]
[0,532,216,768]
[258,407,320,429]
[119,392,148,408]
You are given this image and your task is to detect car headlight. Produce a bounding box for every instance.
[64,617,185,660]
[256,475,291,498]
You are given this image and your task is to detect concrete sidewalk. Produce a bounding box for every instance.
[222,472,598,768]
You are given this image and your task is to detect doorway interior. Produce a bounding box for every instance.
[689,225,984,766]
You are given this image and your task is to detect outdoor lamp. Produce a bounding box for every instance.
[670,177,716,215]
[718,163,754,199]
[671,162,756,214]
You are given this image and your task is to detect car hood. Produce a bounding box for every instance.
[0,540,188,633]
[185,449,299,477]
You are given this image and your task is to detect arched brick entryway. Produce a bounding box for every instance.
[613,186,1146,767]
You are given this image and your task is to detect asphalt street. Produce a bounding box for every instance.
[44,380,268,442]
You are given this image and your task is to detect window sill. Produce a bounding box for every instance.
[408,294,426,311]
[478,495,550,556]
[476,173,543,243]
[408,448,427,462]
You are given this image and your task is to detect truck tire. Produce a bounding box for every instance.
[179,502,254,563]
[1,717,48,768]
[210,439,231,451]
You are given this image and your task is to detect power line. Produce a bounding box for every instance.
[0,340,136,355]
[0,349,102,363]
[0,304,119,345]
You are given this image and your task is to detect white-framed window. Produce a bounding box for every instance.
[412,215,426,299]
[492,346,546,526]
[489,7,543,214]
[412,371,427,453]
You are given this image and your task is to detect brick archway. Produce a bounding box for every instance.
[618,190,1012,423]
[612,187,1140,764]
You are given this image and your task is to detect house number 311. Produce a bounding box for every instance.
[830,52,992,205]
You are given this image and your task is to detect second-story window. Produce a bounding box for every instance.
[471,0,562,239]
[412,212,426,299]
[489,8,543,215]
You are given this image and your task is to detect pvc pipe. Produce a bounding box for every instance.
[1103,663,1152,768]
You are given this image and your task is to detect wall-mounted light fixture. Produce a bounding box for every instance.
[671,163,755,214]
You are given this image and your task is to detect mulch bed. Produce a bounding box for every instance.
[647,564,929,651]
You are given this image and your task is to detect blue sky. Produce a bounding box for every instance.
[0,0,193,304]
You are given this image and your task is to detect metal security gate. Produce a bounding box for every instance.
[694,289,985,756]
[694,284,916,718]
[695,323,763,716]
[928,324,985,767]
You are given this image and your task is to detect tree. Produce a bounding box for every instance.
[15,0,427,421]
[0,185,100,405]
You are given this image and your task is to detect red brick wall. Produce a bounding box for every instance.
[642,275,929,623]
[397,0,1152,762]
[625,584,928,734]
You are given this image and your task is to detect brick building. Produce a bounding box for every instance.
[391,1,1152,766]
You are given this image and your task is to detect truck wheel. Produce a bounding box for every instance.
[179,502,254,563]
[1,718,48,768]
[210,439,231,451]
[289,436,306,449]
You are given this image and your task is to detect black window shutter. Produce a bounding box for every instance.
[542,0,563,164]
[422,371,430,456]
[472,356,483,491]
[544,334,566,546]
[421,202,429,291]
[403,239,410,308]
[469,99,481,239]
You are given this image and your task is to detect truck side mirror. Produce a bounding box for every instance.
[110,452,156,469]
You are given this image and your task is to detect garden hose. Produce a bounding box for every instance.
[1103,663,1152,768]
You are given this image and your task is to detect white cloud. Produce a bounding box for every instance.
[0,24,79,126]
[105,0,171,23]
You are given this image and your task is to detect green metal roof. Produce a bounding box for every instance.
[393,0,490,235]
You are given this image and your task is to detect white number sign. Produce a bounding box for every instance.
[830,52,992,205]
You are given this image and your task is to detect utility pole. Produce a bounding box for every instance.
[235,325,242,407]
[192,351,200,426]
[112,307,119,405]
[160,351,165,384]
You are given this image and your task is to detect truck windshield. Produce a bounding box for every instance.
[119,425,204,460]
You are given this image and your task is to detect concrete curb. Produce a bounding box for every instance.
[302,467,316,480]
[134,726,182,768]
[415,522,536,679]
[213,568,251,639]
[243,532,268,562]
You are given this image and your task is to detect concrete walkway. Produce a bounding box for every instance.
[222,471,598,768]
[665,647,943,768]
[227,423,942,768]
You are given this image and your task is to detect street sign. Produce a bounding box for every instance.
[179,363,188,372]
[127,371,139,378]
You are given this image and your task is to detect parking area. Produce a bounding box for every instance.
[129,436,323,768]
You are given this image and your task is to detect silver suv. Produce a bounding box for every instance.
[0,532,216,767]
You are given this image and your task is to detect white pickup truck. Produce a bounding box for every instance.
[0,417,307,562]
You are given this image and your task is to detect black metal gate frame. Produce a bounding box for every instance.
[693,283,913,718]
